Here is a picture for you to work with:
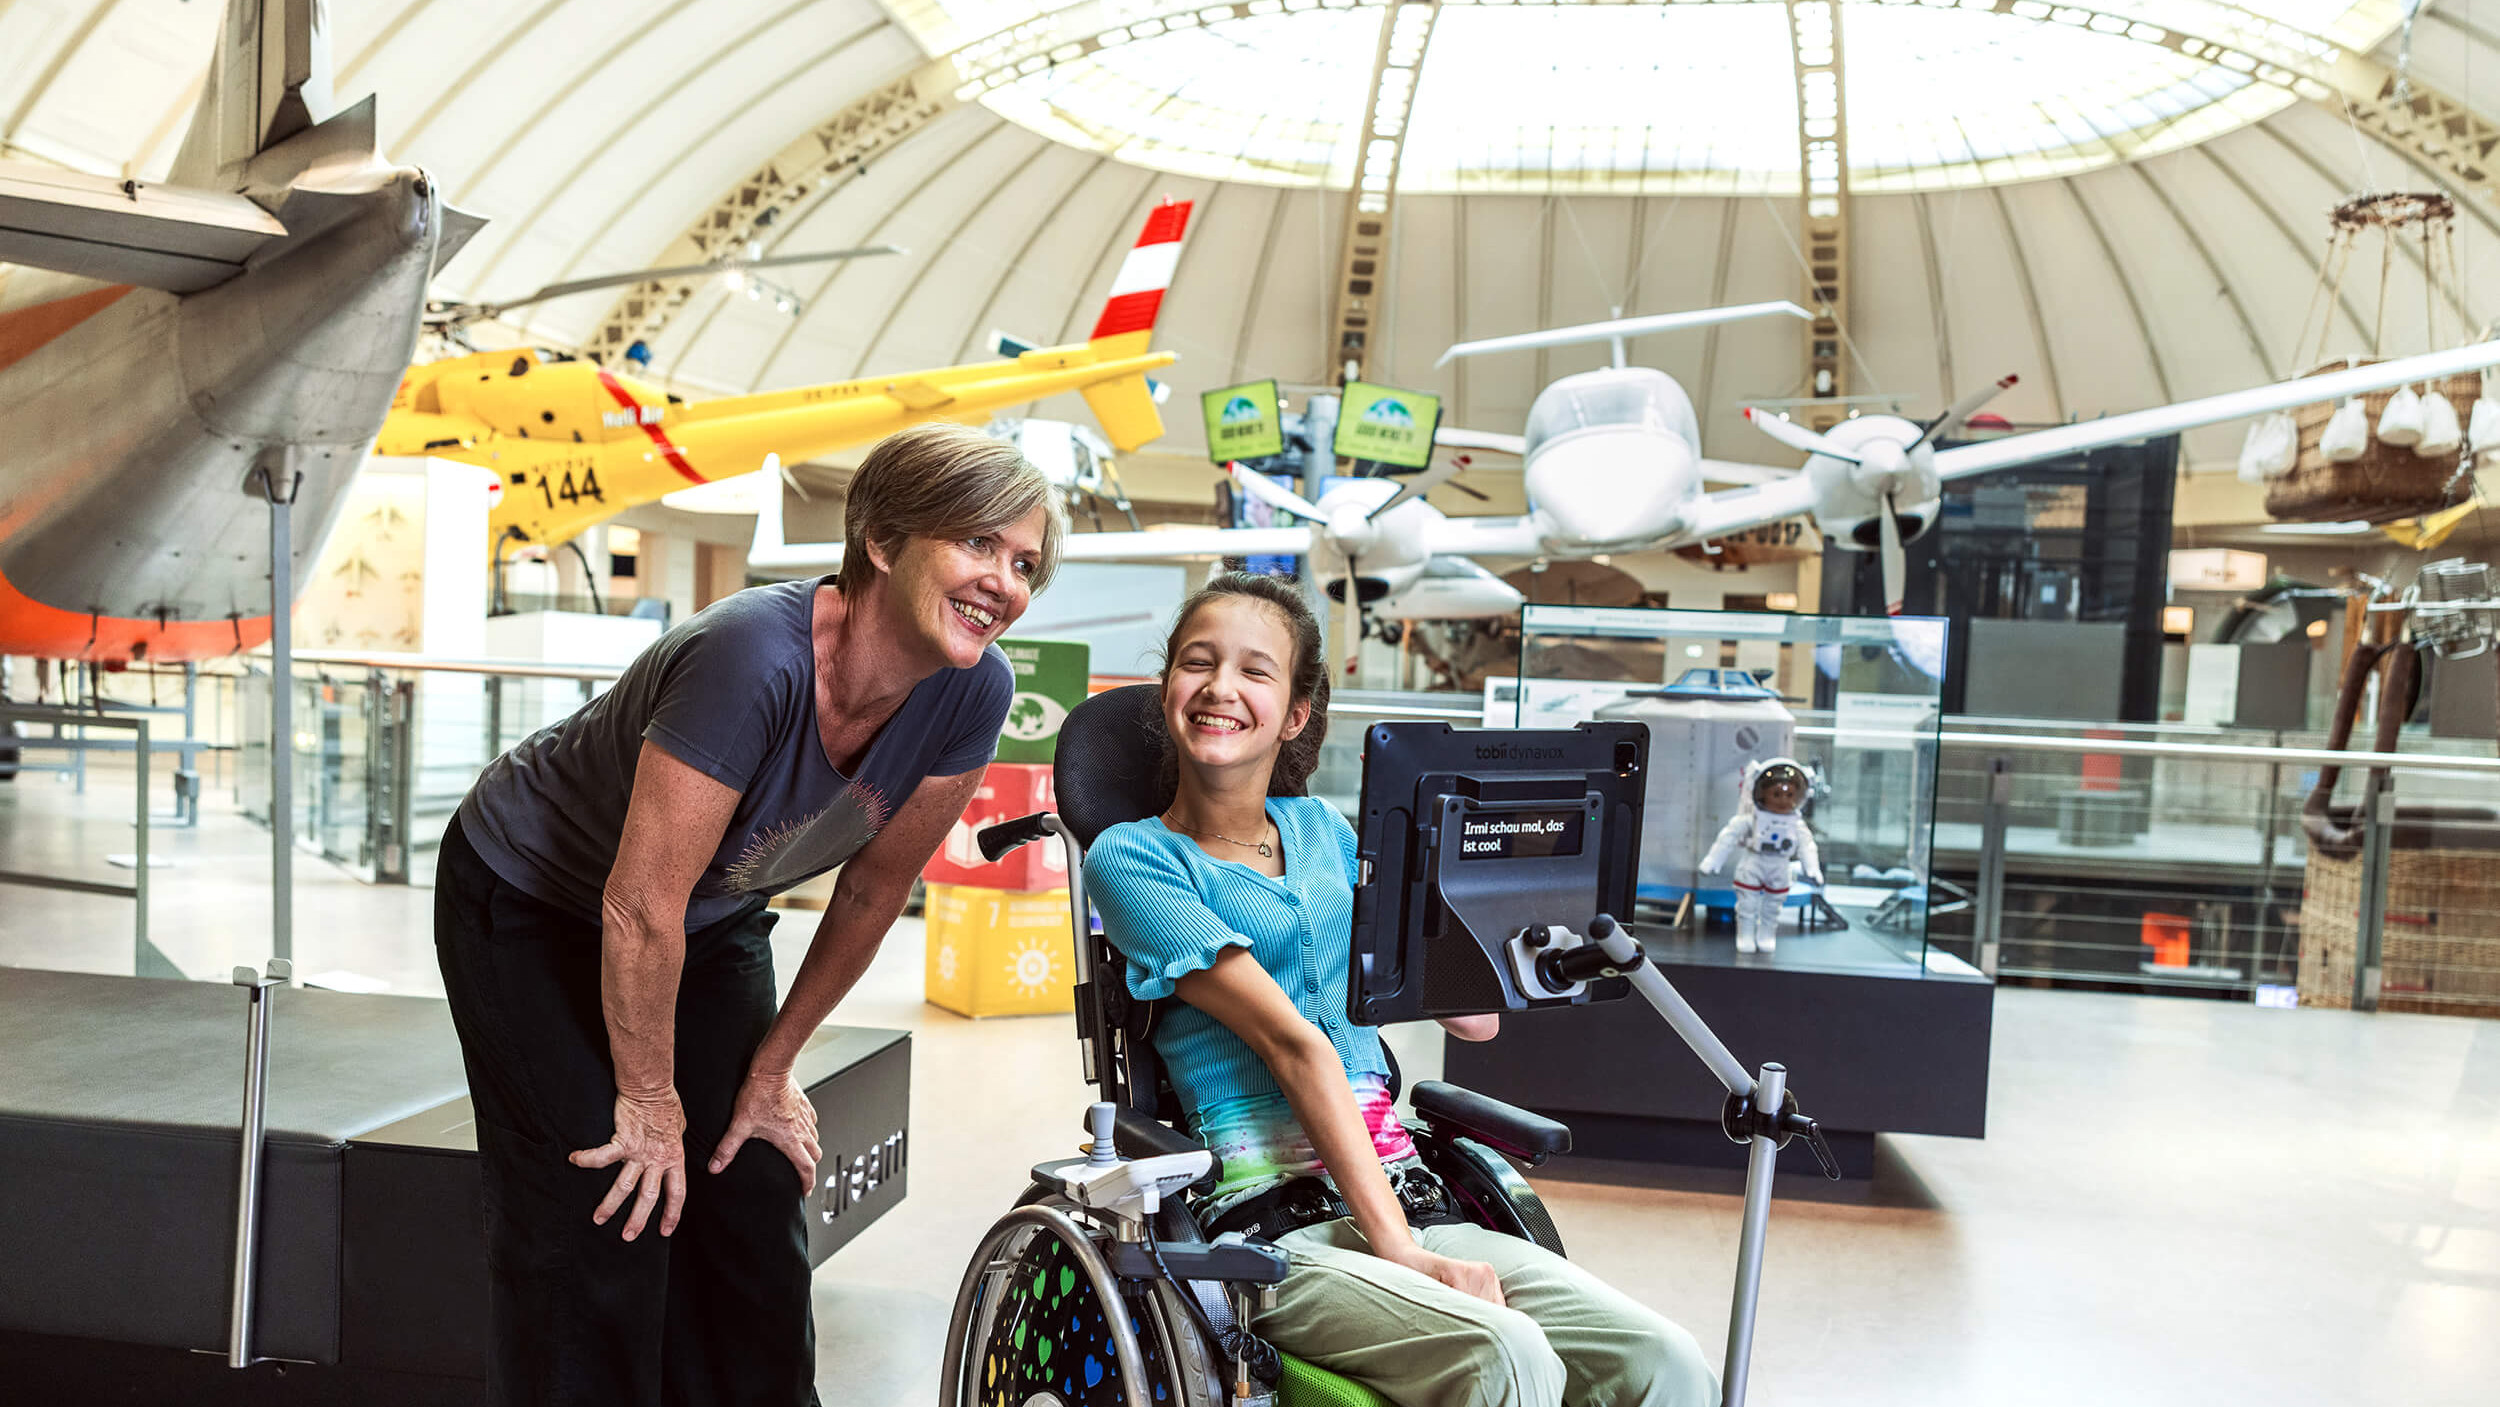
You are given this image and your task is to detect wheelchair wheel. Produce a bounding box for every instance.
[943,1199,1223,1407]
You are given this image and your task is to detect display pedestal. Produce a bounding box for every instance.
[0,970,907,1401]
[1444,935,1992,1180]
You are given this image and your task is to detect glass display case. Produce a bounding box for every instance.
[1507,605,1955,977]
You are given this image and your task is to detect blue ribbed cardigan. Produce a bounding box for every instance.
[1083,796,1391,1123]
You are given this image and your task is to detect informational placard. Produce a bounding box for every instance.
[1332,380,1442,469]
[1456,808,1585,860]
[1200,380,1284,463]
[1516,678,1642,728]
[1833,690,1935,753]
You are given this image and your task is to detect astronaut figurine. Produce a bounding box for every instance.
[1699,757,1822,954]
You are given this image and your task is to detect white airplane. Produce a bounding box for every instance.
[747,298,2500,665]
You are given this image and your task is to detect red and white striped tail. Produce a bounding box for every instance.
[1089,199,1192,348]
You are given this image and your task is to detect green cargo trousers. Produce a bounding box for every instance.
[1252,1218,1720,1407]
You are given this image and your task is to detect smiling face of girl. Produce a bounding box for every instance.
[1161,593,1313,791]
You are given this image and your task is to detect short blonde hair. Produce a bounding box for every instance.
[837,423,1066,595]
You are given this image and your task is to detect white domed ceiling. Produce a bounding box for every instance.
[2,0,2492,475]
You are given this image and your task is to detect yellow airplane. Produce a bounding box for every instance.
[377,200,1192,551]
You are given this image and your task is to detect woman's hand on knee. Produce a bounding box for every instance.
[708,1068,821,1194]
[571,1086,690,1241]
[1384,1244,1507,1309]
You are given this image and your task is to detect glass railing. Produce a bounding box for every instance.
[175,657,2500,1018]
[1921,718,2500,1015]
[235,653,621,885]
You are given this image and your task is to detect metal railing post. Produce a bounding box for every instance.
[2351,783,2396,1011]
[1974,756,2010,977]
[485,673,503,760]
[134,716,150,969]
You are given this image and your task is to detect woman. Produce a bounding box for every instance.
[1085,574,1718,1407]
[435,422,1062,1407]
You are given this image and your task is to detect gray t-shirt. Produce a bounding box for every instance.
[457,577,1012,930]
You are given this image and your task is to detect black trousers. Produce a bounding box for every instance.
[434,816,821,1407]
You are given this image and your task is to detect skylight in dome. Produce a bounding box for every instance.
[930,0,2399,194]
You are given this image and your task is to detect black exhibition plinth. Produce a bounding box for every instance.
[0,968,908,1404]
[1443,931,1993,1179]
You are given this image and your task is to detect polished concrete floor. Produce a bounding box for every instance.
[5,762,2497,1406]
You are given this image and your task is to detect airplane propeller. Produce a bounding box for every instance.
[1743,375,2017,616]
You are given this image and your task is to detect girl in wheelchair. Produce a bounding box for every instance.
[1083,573,1719,1407]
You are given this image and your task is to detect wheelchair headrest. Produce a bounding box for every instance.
[1053,684,1168,847]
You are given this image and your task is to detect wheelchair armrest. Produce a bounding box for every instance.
[1084,1106,1225,1192]
[1107,1238,1289,1286]
[1410,1081,1571,1166]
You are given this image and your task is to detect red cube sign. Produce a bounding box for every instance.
[921,762,1066,891]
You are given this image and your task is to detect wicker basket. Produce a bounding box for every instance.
[2298,844,2500,1017]
[2265,360,2480,524]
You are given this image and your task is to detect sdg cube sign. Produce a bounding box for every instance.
[994,637,1090,765]
[1201,380,1285,463]
[1332,381,1442,470]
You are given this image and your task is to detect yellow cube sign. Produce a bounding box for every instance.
[922,883,1076,1018]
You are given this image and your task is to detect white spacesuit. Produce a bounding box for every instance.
[1699,757,1821,954]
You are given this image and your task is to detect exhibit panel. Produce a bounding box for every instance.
[1510,604,1951,977]
[1437,605,1987,1174]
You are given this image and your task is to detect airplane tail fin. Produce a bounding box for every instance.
[171,0,337,189]
[1078,199,1190,451]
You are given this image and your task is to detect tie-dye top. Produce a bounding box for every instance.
[1192,1072,1423,1214]
[1086,797,1423,1215]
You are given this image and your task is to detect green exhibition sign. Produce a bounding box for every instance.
[1200,380,1285,463]
[1333,380,1442,470]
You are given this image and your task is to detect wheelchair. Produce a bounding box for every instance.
[941,685,1583,1407]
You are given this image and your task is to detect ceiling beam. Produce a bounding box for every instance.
[1785,0,1850,429]
[565,0,2500,374]
[1325,0,1443,386]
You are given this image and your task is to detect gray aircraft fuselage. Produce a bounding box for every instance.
[0,160,442,661]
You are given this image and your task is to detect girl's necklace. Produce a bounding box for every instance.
[1163,811,1275,859]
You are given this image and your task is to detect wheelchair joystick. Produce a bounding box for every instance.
[1087,1101,1120,1166]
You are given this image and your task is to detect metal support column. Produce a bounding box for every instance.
[1325,0,1441,385]
[257,465,301,966]
[1723,1062,1785,1407]
[1785,0,1851,429]
[225,958,290,1367]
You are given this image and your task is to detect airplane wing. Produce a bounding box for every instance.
[1421,515,1546,558]
[1699,458,1798,488]
[1435,426,1526,457]
[1934,340,2500,481]
[0,160,286,292]
[1059,527,1314,560]
[1669,474,1826,545]
[1439,301,1813,366]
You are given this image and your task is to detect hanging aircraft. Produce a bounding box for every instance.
[375,201,1193,558]
[738,307,2500,667]
[0,0,483,665]
[987,417,1144,531]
